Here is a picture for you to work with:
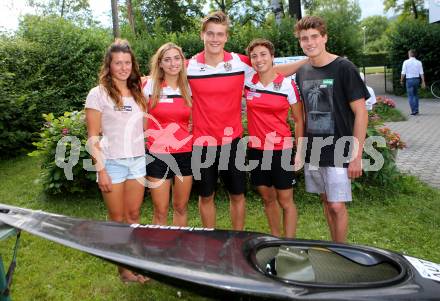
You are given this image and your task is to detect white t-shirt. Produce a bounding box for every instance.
[365,86,376,111]
[401,57,424,79]
[85,85,145,160]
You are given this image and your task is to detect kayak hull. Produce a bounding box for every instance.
[0,203,439,300]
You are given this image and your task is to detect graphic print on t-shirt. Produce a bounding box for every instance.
[303,79,335,135]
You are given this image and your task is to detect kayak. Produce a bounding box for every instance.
[0,203,439,300]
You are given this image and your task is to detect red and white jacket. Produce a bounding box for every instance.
[186,51,253,146]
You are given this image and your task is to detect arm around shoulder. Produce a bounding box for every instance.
[274,58,308,77]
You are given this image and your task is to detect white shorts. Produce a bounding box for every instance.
[304,163,352,202]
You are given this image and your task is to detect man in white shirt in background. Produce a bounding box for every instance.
[360,72,376,111]
[400,49,426,115]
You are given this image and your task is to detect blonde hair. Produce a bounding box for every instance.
[99,39,147,111]
[149,42,191,109]
[201,11,230,33]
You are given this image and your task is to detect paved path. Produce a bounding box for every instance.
[366,73,440,189]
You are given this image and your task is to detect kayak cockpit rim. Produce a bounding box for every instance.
[247,238,407,289]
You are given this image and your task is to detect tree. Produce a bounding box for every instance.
[26,0,92,23]
[126,0,135,34]
[307,0,363,63]
[208,0,269,26]
[361,16,389,44]
[387,18,440,93]
[360,16,389,52]
[111,0,120,38]
[383,0,426,19]
[302,0,317,11]
[130,0,204,33]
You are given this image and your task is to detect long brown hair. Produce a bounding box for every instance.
[99,39,147,112]
[149,42,191,109]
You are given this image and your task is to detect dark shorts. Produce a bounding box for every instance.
[247,148,296,190]
[146,151,192,180]
[192,138,246,197]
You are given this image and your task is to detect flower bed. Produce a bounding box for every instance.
[372,96,406,122]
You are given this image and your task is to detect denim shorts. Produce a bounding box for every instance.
[97,155,146,184]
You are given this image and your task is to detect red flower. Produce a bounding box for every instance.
[379,127,406,150]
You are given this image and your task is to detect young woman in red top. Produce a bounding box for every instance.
[142,43,193,226]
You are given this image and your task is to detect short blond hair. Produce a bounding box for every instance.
[201,11,230,33]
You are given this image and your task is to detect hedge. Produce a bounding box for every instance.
[0,16,110,158]
[387,19,440,95]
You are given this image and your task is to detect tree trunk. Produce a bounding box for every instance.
[126,0,135,34]
[60,0,66,17]
[111,0,120,38]
[411,0,418,19]
[288,0,302,20]
[271,0,285,24]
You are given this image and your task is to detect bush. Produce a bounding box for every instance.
[355,105,406,190]
[0,38,42,157]
[0,15,110,157]
[356,126,402,191]
[17,15,111,118]
[372,96,406,122]
[387,19,440,95]
[29,111,96,195]
[228,17,300,57]
[360,52,389,67]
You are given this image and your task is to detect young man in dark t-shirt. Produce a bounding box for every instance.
[294,16,369,243]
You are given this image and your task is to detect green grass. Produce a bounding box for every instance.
[364,66,386,74]
[1,156,440,300]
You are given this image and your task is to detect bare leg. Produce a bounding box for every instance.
[123,178,148,283]
[321,194,335,239]
[256,186,281,237]
[199,193,216,228]
[102,181,146,283]
[321,194,348,243]
[276,188,297,238]
[102,183,125,223]
[229,193,246,231]
[123,179,145,224]
[172,176,192,226]
[148,177,171,225]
